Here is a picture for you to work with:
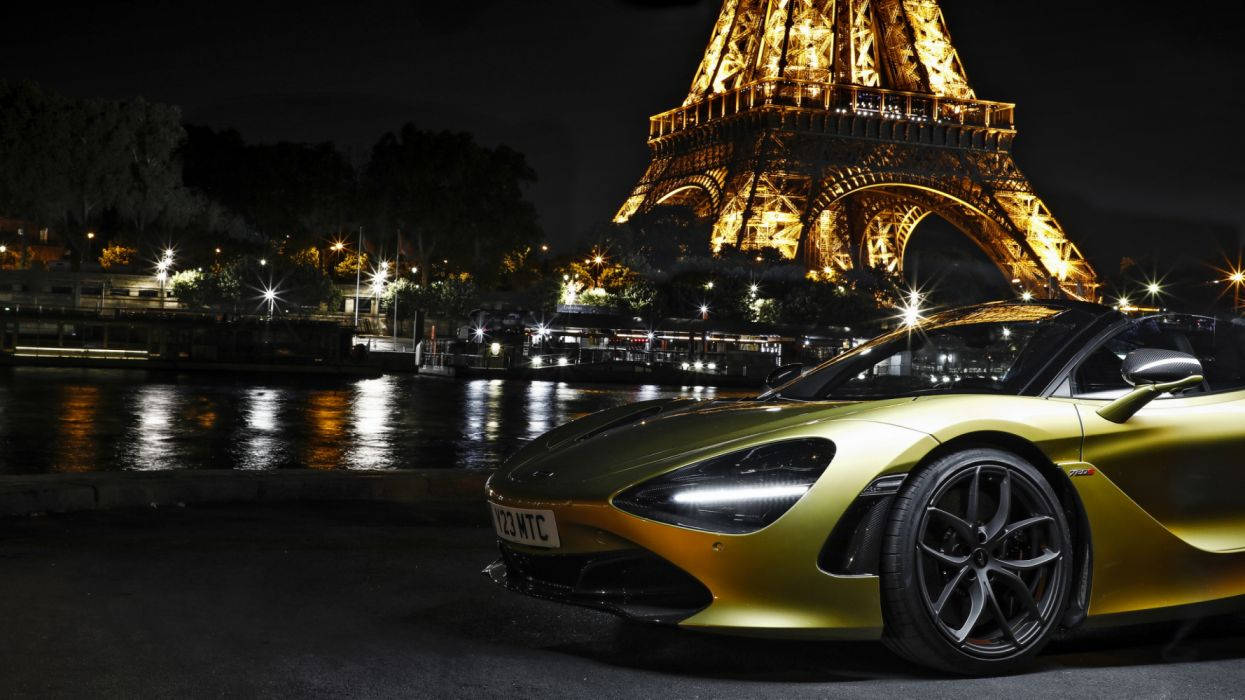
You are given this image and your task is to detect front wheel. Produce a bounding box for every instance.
[880,448,1072,675]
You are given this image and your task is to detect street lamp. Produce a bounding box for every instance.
[263,287,278,318]
[1229,269,1245,313]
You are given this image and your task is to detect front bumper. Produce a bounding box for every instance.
[486,420,940,640]
[483,542,712,624]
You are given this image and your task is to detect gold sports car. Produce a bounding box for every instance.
[483,301,1245,674]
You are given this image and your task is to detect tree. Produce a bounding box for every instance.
[182,126,357,247]
[334,251,369,278]
[115,98,195,239]
[363,126,541,286]
[0,82,203,267]
[98,244,137,270]
[385,275,479,321]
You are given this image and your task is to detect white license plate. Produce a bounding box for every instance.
[490,504,561,548]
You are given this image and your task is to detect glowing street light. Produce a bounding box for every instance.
[1226,268,1245,313]
[1021,291,1034,302]
[749,283,760,295]
[259,258,267,267]
[1146,282,1162,296]
[699,304,709,320]
[262,286,279,317]
[898,290,925,328]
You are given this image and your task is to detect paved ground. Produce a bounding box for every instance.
[1,504,1243,698]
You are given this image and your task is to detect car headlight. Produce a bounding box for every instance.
[611,438,835,534]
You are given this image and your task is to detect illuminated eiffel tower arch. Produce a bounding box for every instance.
[616,0,1098,300]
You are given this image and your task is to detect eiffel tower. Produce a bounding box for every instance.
[615,0,1098,300]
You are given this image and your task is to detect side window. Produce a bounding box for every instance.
[1073,315,1245,398]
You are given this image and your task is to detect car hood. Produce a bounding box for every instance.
[491,396,915,501]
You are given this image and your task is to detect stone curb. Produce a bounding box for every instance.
[0,470,490,519]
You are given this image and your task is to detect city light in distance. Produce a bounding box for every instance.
[1021,291,1034,302]
[898,289,925,328]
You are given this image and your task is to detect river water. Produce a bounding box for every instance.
[0,367,750,474]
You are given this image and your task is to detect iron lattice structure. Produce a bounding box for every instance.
[616,0,1098,299]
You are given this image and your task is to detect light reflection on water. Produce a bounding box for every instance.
[0,368,750,474]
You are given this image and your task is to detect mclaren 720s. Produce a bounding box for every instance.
[483,300,1245,674]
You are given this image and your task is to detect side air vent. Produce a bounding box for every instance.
[818,474,906,576]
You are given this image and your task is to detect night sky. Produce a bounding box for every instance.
[3,0,1243,270]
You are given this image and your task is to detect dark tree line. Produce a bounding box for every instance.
[0,81,542,284]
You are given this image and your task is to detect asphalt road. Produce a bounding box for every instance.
[1,504,1243,699]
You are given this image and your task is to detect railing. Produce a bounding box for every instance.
[649,78,1016,140]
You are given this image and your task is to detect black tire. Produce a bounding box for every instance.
[880,448,1073,675]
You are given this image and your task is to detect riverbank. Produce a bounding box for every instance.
[0,352,382,377]
[0,469,489,519]
[418,359,765,388]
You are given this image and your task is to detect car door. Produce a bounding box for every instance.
[1070,313,1245,552]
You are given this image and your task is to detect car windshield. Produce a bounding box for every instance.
[770,304,1095,401]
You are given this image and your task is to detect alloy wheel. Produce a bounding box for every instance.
[915,463,1067,657]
